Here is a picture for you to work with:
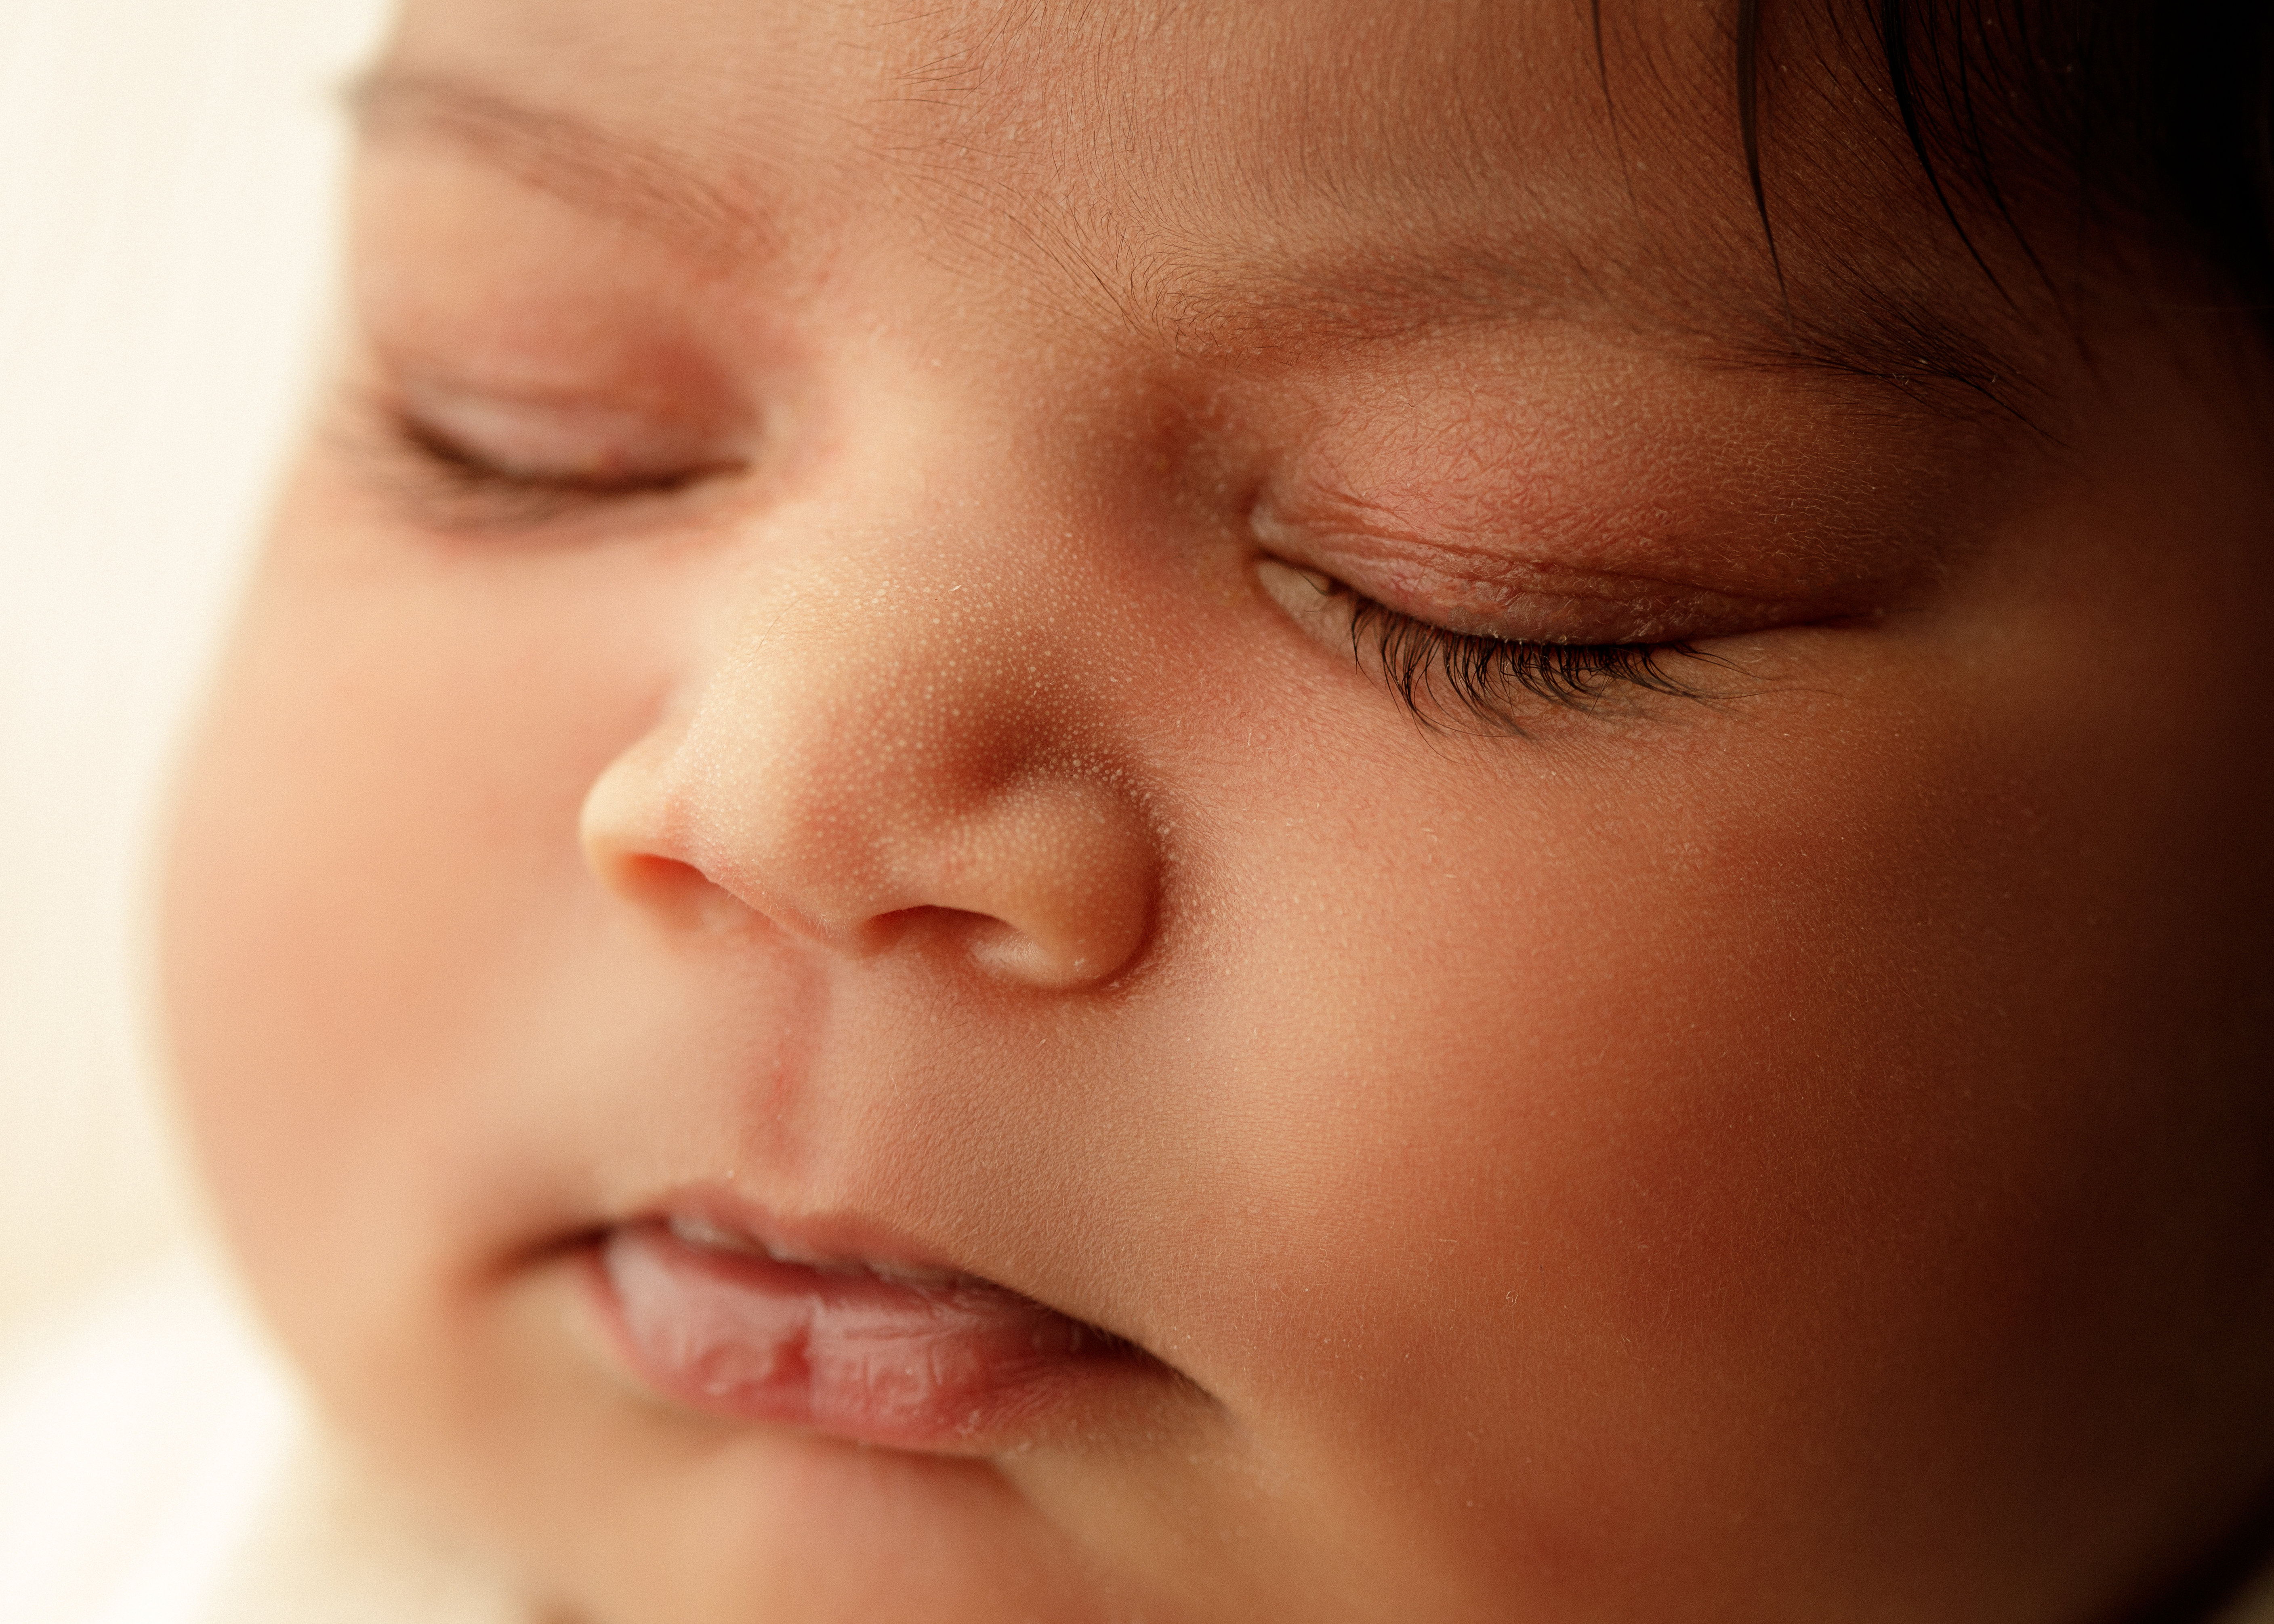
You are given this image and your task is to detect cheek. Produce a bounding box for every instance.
[159,476,676,1366]
[1173,631,2274,1591]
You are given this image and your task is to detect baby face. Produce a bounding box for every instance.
[162,1,2274,1620]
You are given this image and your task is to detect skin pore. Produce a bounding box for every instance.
[160,1,2274,1621]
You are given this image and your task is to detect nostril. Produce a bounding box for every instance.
[965,905,1148,992]
[920,790,1156,990]
[865,905,1141,991]
[967,926,1098,991]
[580,682,1158,979]
[948,911,1050,985]
[611,853,749,932]
[866,905,1020,969]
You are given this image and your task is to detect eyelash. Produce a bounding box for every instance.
[1326,578,1715,735]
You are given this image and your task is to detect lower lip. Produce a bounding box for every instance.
[589,1221,1147,1452]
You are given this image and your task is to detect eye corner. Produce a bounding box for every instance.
[1253,556,1342,621]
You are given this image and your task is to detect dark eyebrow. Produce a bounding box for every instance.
[347,68,781,265]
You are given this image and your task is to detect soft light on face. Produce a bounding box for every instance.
[162,1,2274,1620]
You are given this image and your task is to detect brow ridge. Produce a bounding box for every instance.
[349,68,782,266]
[349,69,2019,420]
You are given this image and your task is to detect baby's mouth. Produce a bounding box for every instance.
[589,1210,1155,1452]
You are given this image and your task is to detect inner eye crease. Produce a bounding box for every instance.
[1258,476,1890,641]
[1270,516,1825,641]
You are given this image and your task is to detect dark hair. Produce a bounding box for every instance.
[1738,0,2274,329]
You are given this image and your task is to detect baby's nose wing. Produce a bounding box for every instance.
[579,552,1157,992]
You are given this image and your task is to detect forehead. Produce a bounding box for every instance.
[385,0,1633,206]
[374,0,2017,403]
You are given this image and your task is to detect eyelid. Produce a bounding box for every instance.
[397,380,750,490]
[1251,499,1840,646]
[1255,557,1721,735]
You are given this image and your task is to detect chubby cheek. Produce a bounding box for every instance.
[1169,626,2274,1603]
[160,473,677,1395]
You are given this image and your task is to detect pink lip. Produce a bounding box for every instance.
[587,1208,1151,1452]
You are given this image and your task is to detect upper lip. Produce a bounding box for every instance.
[661,1210,971,1288]
[624,1183,1030,1298]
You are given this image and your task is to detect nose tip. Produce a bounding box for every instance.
[578,628,1160,992]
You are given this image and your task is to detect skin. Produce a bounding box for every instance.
[161,0,2274,1620]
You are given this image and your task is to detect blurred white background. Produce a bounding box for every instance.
[0,0,391,1348]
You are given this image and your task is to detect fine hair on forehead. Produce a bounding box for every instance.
[352,0,2272,428]
[1733,0,2274,326]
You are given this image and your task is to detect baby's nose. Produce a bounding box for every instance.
[579,521,1158,992]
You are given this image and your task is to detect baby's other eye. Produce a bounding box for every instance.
[1257,558,1719,736]
[366,381,751,528]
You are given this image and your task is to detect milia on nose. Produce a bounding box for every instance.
[576,569,1162,993]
